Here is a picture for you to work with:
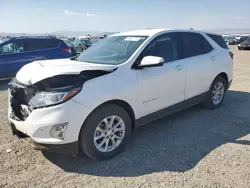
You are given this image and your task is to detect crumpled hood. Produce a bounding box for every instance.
[16,59,118,85]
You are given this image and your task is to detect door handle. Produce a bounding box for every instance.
[210,56,216,61]
[175,65,184,71]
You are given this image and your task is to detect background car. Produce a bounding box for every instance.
[79,38,92,48]
[236,36,249,44]
[223,36,237,45]
[72,39,88,53]
[238,37,250,50]
[61,38,77,56]
[0,36,75,79]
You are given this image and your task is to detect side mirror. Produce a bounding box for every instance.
[138,56,164,68]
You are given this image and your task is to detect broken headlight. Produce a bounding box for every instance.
[29,87,81,108]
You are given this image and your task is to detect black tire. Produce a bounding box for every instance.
[238,47,242,50]
[79,104,131,160]
[203,76,227,110]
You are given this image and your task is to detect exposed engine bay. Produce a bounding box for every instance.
[9,70,113,121]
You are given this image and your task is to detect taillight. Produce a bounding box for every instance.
[61,48,72,54]
[229,51,234,60]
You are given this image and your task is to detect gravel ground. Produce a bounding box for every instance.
[0,46,250,188]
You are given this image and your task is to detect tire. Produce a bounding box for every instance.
[238,47,242,50]
[79,104,131,160]
[203,76,227,110]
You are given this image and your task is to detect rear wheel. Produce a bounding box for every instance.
[79,104,131,160]
[203,76,227,110]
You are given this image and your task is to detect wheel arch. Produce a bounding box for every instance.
[207,72,229,92]
[100,100,136,131]
[79,99,136,141]
[217,72,228,88]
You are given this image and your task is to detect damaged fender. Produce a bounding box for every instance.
[9,59,117,121]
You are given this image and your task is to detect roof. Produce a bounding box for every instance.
[112,29,168,37]
[112,28,221,37]
[9,36,59,40]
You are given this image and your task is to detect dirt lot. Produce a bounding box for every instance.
[0,46,250,188]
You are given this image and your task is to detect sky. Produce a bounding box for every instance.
[0,0,250,33]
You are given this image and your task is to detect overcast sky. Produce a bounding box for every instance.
[0,0,250,33]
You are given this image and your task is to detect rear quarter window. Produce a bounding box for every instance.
[180,32,213,58]
[206,34,229,49]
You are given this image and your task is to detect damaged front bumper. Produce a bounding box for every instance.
[7,82,92,155]
[9,121,78,154]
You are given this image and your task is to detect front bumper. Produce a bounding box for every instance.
[9,122,79,154]
[8,90,92,154]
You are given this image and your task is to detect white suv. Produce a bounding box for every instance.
[8,29,233,160]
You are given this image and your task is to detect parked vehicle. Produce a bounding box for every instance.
[61,38,77,56]
[79,38,92,48]
[226,38,237,45]
[0,36,75,79]
[236,36,249,45]
[72,39,88,53]
[238,37,250,50]
[223,36,237,45]
[8,29,233,160]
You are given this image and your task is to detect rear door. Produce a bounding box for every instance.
[179,32,215,99]
[0,40,26,78]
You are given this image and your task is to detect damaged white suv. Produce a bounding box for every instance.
[8,29,233,160]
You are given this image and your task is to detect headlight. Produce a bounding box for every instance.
[29,87,81,108]
[238,44,241,46]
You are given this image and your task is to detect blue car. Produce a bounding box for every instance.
[0,36,76,79]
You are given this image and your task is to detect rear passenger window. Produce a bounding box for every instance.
[207,34,229,49]
[142,33,180,63]
[24,39,60,51]
[181,32,213,58]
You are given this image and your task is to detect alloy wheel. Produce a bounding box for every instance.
[93,115,125,152]
[212,82,224,105]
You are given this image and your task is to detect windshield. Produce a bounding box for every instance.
[77,36,148,65]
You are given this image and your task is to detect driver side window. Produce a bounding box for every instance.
[141,33,179,63]
[0,41,24,54]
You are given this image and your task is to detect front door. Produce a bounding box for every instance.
[134,32,187,118]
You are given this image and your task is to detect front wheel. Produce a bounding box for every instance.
[203,76,227,110]
[79,104,131,160]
